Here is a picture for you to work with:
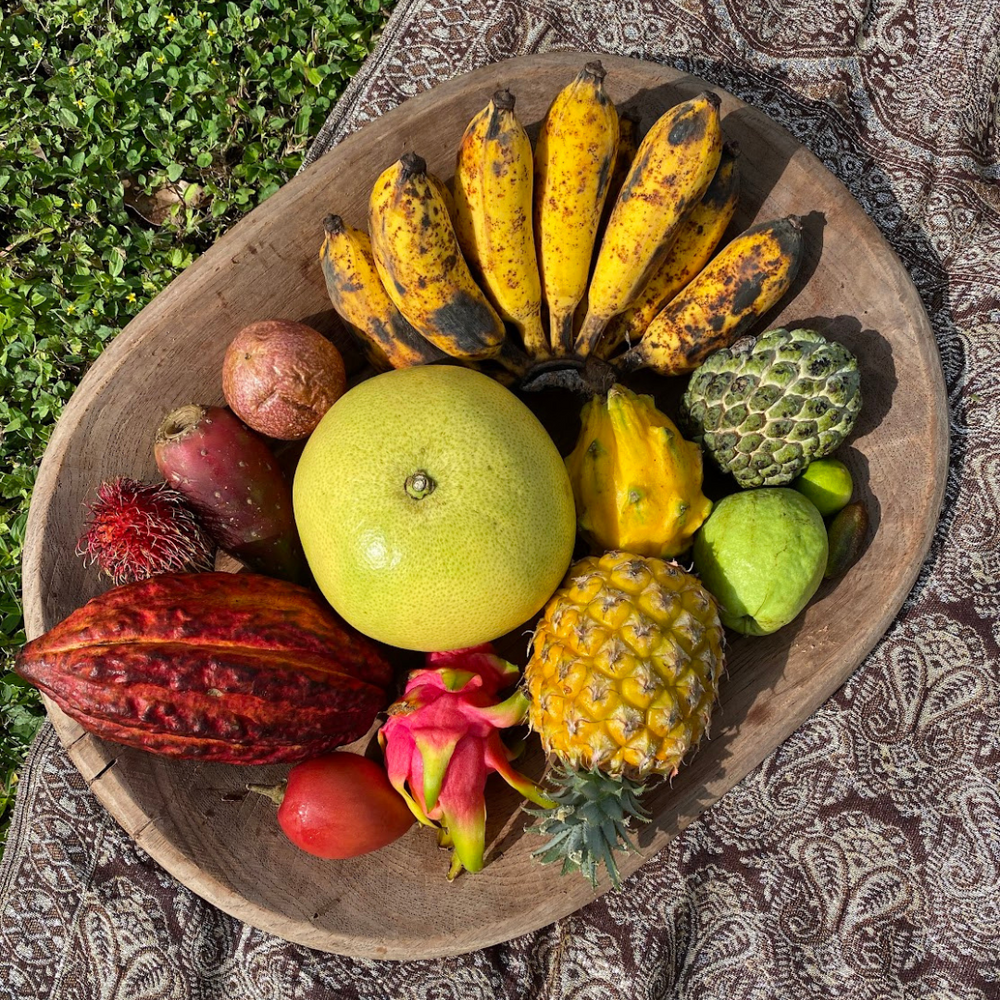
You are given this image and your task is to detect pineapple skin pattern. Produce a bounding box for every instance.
[525,550,725,779]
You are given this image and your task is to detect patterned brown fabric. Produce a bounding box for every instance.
[3,0,1000,996]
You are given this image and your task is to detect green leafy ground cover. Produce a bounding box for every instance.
[0,0,393,851]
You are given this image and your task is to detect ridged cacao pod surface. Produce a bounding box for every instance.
[16,572,394,764]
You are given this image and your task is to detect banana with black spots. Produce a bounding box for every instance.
[595,111,640,247]
[451,103,489,272]
[617,215,804,377]
[320,215,448,370]
[452,89,547,358]
[533,61,619,356]
[369,152,505,362]
[596,141,740,359]
[575,92,724,357]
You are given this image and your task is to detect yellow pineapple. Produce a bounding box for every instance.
[524,549,725,886]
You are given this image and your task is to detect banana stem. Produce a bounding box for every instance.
[575,313,608,358]
[494,339,531,375]
[516,316,550,361]
[615,347,646,375]
[550,309,576,357]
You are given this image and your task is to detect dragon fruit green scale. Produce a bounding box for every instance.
[680,328,861,488]
[378,645,553,880]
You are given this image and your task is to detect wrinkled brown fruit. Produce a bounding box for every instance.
[222,319,347,440]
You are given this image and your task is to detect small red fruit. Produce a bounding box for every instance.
[250,752,414,859]
[76,477,215,585]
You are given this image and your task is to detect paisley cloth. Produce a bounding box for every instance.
[3,0,1000,996]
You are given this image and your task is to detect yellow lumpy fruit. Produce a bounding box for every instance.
[564,384,712,558]
[292,365,576,651]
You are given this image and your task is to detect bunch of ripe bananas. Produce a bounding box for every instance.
[320,60,803,385]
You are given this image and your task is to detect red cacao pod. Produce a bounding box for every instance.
[16,572,394,764]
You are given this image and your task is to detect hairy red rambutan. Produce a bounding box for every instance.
[76,477,216,585]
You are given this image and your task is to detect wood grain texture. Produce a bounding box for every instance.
[21,51,948,960]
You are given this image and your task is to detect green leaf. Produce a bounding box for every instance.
[94,77,115,101]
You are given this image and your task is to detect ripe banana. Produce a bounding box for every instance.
[617,215,804,377]
[597,141,740,359]
[596,111,640,243]
[573,113,641,348]
[320,215,448,370]
[428,171,457,226]
[534,61,619,356]
[369,152,505,362]
[451,103,489,274]
[575,91,724,357]
[452,89,547,358]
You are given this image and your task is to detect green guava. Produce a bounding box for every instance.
[692,488,828,636]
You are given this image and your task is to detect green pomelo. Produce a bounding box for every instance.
[791,458,854,517]
[693,488,828,636]
[293,365,576,652]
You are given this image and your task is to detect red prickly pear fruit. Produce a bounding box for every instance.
[154,404,307,583]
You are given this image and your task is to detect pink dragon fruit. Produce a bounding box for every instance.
[378,644,553,880]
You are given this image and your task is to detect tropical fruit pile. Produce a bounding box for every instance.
[17,60,871,889]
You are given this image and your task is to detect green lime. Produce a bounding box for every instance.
[791,458,853,517]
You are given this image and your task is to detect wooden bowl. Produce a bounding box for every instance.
[22,51,947,960]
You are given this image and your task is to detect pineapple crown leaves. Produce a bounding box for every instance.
[378,644,554,880]
[525,764,652,890]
